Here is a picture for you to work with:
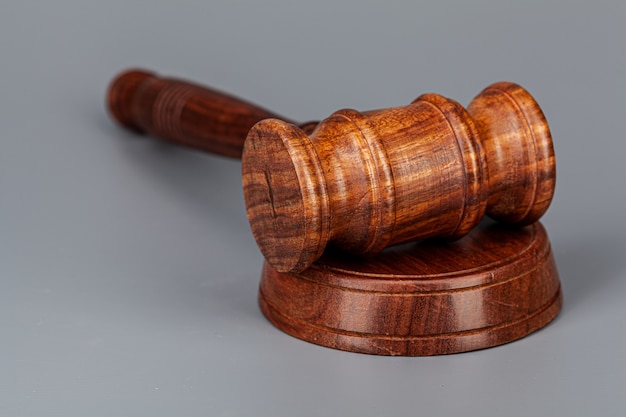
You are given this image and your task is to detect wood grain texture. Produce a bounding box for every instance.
[243,82,555,273]
[106,71,561,355]
[107,69,317,158]
[107,70,556,276]
[258,220,562,356]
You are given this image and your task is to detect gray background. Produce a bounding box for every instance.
[1,0,625,415]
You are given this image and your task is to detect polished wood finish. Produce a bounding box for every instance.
[259,221,562,356]
[243,82,555,273]
[107,71,561,355]
[107,69,317,158]
[107,70,555,275]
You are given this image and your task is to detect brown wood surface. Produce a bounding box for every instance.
[107,69,317,158]
[243,82,555,273]
[106,71,561,355]
[258,220,562,356]
[107,70,555,275]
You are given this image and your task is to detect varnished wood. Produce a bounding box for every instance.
[259,220,562,356]
[106,71,561,355]
[243,82,555,273]
[107,69,317,158]
[107,70,555,274]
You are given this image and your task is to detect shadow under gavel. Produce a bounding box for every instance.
[108,70,555,273]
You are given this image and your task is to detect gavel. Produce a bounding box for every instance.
[108,70,555,273]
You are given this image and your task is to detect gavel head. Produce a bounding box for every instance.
[242,82,555,273]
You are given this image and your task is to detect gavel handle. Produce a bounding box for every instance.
[107,69,317,158]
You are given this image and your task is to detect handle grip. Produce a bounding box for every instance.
[107,69,316,158]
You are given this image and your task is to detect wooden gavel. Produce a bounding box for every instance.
[108,70,555,273]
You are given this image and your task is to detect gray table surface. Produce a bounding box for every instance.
[2,1,625,415]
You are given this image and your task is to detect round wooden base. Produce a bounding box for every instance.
[258,221,562,356]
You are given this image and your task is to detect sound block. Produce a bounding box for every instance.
[258,221,562,356]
